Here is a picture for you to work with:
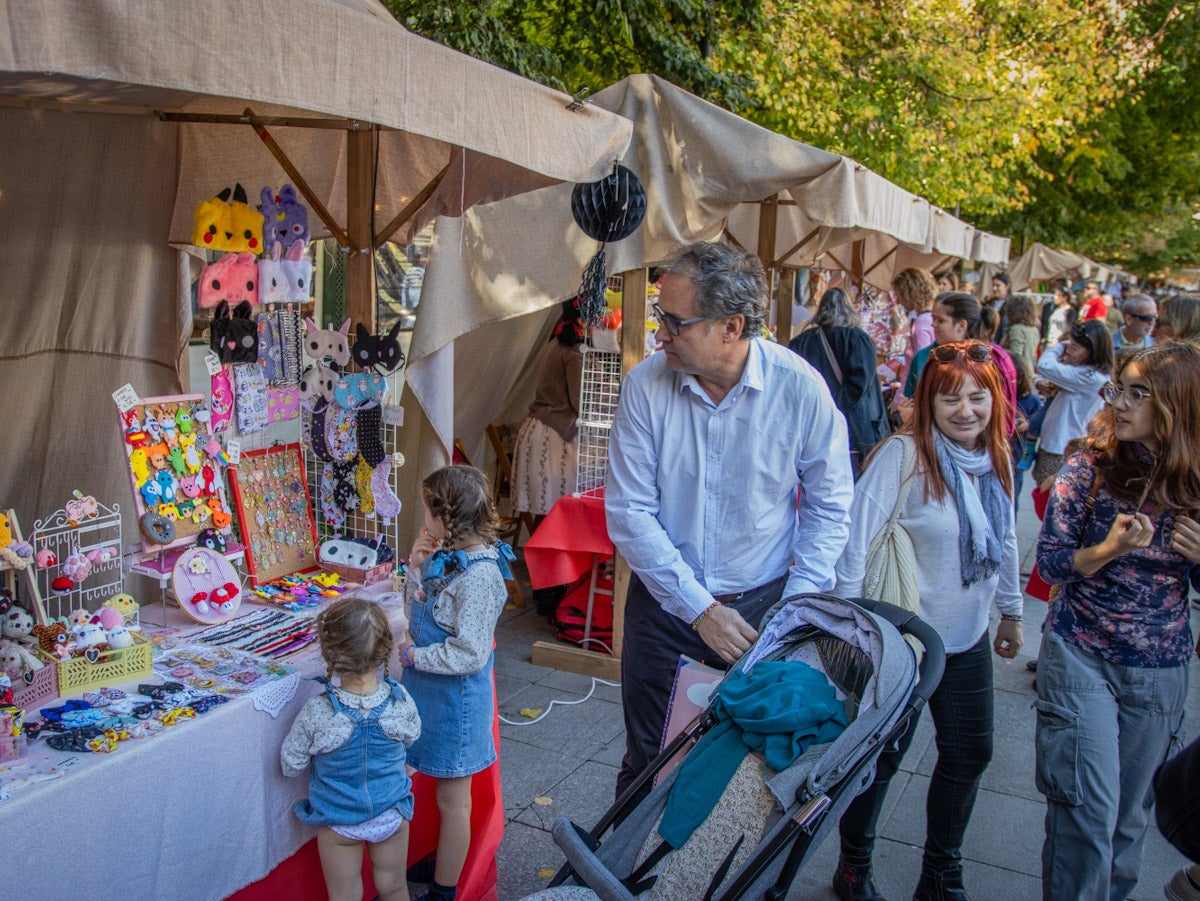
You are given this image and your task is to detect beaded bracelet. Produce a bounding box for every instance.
[690,601,721,631]
[401,644,416,667]
[1000,613,1023,622]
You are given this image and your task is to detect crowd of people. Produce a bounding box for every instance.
[603,243,1200,901]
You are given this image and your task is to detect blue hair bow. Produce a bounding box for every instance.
[422,542,516,580]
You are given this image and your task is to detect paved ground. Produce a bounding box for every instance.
[491,479,1199,900]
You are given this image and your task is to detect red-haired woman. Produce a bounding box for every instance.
[833,340,1023,901]
[1035,342,1200,900]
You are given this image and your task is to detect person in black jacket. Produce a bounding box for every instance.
[789,287,890,475]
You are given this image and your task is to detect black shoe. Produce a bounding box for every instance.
[406,851,437,884]
[833,860,886,901]
[1025,659,1038,672]
[913,867,969,901]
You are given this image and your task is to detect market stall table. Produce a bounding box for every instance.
[4,593,503,901]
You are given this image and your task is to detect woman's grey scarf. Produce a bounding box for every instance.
[934,431,1011,586]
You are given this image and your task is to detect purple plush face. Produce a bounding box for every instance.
[259,185,309,254]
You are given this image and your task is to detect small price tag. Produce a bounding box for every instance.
[112,384,140,412]
[204,353,223,376]
[226,439,241,466]
[381,403,405,427]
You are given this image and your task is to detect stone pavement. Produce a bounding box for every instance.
[491,480,1200,901]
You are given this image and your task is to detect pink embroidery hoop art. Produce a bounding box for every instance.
[170,547,243,625]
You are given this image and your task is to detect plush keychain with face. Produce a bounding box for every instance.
[192,184,265,253]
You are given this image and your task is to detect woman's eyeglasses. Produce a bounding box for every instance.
[1101,382,1152,410]
[932,343,993,364]
[652,302,708,337]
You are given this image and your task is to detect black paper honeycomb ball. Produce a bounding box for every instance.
[571,164,647,243]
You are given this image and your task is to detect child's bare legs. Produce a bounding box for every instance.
[316,826,366,901]
[367,819,411,901]
[434,776,473,887]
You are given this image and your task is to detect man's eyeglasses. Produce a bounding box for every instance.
[1127,312,1157,325]
[652,302,708,337]
[932,343,993,364]
[1101,382,1152,410]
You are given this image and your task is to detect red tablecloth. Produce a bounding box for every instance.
[523,494,613,589]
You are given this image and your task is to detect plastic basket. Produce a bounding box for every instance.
[10,662,58,709]
[43,632,153,698]
[321,561,393,586]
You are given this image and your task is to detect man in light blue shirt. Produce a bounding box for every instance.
[605,242,854,801]
[1111,293,1156,353]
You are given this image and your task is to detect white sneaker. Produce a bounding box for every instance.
[1166,868,1200,901]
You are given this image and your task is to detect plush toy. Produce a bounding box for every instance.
[259,184,309,253]
[198,252,259,310]
[0,639,42,674]
[351,321,405,373]
[66,608,91,630]
[192,184,264,253]
[95,608,132,650]
[32,622,66,654]
[155,470,177,504]
[65,490,99,526]
[210,300,259,364]
[304,317,351,367]
[61,552,92,584]
[0,512,10,548]
[2,607,35,647]
[72,620,107,653]
[101,594,140,624]
[258,241,312,305]
[196,528,227,554]
[0,587,11,616]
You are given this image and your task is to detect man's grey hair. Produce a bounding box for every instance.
[660,242,766,338]
[1124,293,1157,314]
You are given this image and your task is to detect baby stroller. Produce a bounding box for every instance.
[522,593,945,901]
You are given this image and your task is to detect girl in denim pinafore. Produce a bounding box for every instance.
[281,597,420,901]
[399,465,513,901]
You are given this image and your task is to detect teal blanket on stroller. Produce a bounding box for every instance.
[658,659,847,848]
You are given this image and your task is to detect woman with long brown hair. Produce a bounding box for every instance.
[1035,341,1200,901]
[833,340,1023,901]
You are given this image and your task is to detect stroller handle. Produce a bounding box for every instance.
[850,597,946,709]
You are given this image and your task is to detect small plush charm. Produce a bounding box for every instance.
[32,622,69,655]
[198,252,259,310]
[62,551,92,584]
[97,608,132,650]
[258,240,312,305]
[258,184,309,253]
[304,317,351,367]
[0,512,10,548]
[2,607,36,647]
[192,184,265,253]
[101,594,140,623]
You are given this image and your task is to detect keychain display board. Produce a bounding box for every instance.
[228,444,318,586]
[31,498,124,626]
[117,393,234,553]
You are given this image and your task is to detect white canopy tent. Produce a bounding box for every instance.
[0,0,632,533]
[399,73,1010,511]
[1007,241,1126,291]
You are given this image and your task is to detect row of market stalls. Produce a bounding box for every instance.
[1006,241,1134,292]
[395,73,1012,530]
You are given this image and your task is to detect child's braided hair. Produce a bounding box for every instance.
[422,464,499,550]
[316,595,394,681]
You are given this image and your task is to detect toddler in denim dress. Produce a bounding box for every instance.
[398,465,514,901]
[281,596,421,901]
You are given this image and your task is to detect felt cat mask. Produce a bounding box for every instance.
[304,317,351,367]
[198,252,259,309]
[192,184,264,253]
[259,184,309,254]
[258,241,312,305]
[352,321,405,373]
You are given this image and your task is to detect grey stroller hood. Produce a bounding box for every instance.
[523,593,945,901]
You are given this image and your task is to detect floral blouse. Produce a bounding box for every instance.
[1038,449,1199,668]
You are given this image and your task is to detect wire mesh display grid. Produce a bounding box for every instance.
[575,346,621,498]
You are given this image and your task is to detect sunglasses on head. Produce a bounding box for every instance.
[1070,325,1094,347]
[932,343,993,364]
[652,302,708,337]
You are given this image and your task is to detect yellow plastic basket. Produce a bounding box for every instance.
[44,633,153,698]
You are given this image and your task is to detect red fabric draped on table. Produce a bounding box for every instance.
[523,494,613,589]
[230,684,504,901]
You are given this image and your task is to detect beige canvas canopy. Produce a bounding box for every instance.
[1007,241,1129,291]
[398,73,1008,500]
[0,0,632,531]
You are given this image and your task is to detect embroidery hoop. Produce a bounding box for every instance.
[171,547,242,625]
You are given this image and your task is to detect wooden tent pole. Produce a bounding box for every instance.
[776,268,796,343]
[375,160,453,249]
[346,126,377,329]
